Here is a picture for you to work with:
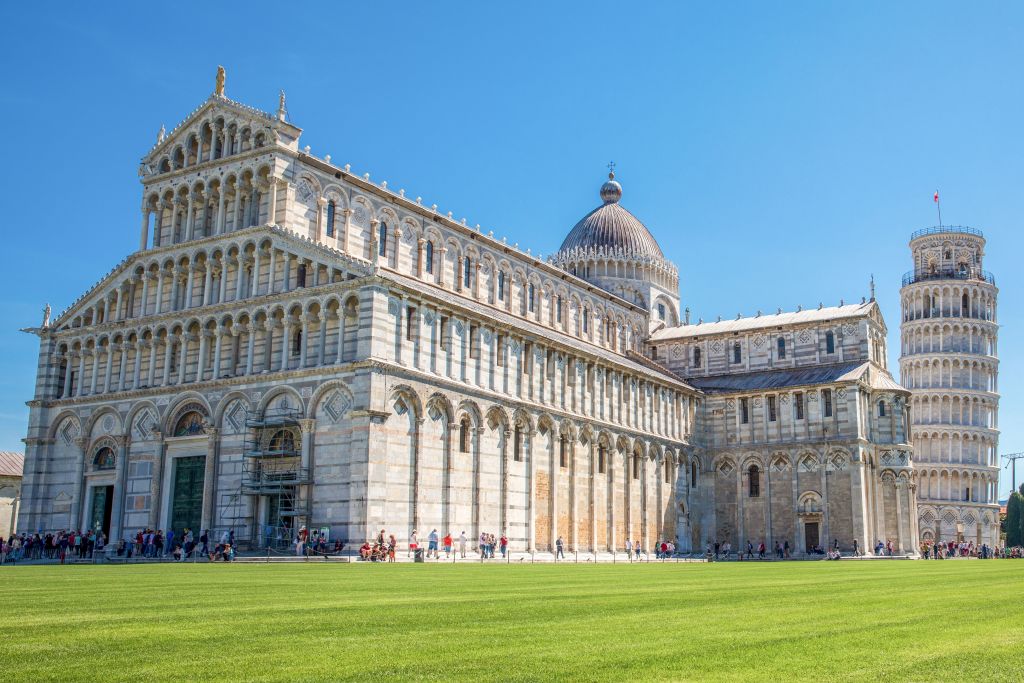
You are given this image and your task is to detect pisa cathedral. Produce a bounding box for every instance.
[17,70,997,556]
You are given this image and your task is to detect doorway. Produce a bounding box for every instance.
[89,485,113,536]
[170,456,206,537]
[804,522,819,552]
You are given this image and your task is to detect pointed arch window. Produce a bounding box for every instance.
[559,435,567,468]
[690,460,698,488]
[598,444,606,474]
[748,464,760,497]
[777,336,786,359]
[513,425,523,462]
[424,241,434,274]
[825,330,835,354]
[378,222,388,257]
[664,459,672,483]
[326,201,336,237]
[878,400,886,417]
[632,454,640,480]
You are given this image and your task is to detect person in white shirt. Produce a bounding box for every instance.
[458,531,467,558]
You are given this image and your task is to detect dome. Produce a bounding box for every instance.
[558,173,664,259]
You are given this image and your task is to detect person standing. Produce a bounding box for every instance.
[409,529,419,558]
[443,532,453,558]
[499,534,508,559]
[428,529,439,559]
[555,536,565,560]
[458,531,467,558]
[853,539,860,557]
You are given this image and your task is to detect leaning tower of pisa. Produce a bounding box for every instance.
[899,226,1001,548]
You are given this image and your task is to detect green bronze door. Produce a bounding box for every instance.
[89,485,113,536]
[170,456,206,537]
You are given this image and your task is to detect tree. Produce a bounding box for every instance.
[1006,492,1024,547]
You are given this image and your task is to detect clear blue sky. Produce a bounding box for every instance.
[1,3,1020,496]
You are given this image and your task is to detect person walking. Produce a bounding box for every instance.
[853,539,860,557]
[555,536,565,560]
[409,529,419,558]
[499,534,508,559]
[443,532,453,558]
[428,529,439,559]
[626,538,633,559]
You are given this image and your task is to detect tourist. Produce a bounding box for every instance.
[746,541,754,560]
[409,529,418,557]
[360,541,372,560]
[458,531,467,558]
[443,532,453,558]
[852,539,859,556]
[555,536,565,560]
[428,529,439,559]
[626,538,633,558]
[500,534,508,558]
[388,535,396,562]
[758,541,765,560]
[634,542,641,561]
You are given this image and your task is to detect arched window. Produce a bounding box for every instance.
[657,303,666,321]
[822,389,833,417]
[598,445,606,474]
[732,342,741,364]
[961,293,969,315]
[424,241,434,274]
[748,464,760,497]
[825,330,835,354]
[268,429,296,454]
[93,446,115,470]
[664,459,672,483]
[378,222,388,257]
[463,256,472,288]
[297,263,307,288]
[292,328,303,356]
[777,336,786,359]
[326,201,336,237]
[632,454,640,480]
[693,347,702,367]
[173,410,206,436]
[878,400,886,417]
[691,461,698,488]
[583,308,589,334]
[497,271,506,301]
[528,283,535,312]
[459,417,470,453]
[513,425,522,462]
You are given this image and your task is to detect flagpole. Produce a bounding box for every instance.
[935,190,942,227]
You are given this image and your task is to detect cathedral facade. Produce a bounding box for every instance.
[18,73,919,556]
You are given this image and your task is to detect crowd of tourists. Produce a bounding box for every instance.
[0,527,241,564]
[0,529,107,563]
[919,540,1012,559]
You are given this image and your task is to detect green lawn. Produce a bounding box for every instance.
[1,560,1022,681]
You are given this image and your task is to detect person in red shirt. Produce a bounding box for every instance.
[443,533,453,558]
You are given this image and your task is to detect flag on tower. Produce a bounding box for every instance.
[934,190,939,203]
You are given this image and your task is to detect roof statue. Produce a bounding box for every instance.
[41,303,50,328]
[157,124,165,144]
[278,89,287,121]
[215,65,226,97]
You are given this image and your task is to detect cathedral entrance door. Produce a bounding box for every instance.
[89,485,113,536]
[170,456,206,537]
[804,522,819,552]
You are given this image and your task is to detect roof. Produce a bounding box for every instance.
[0,452,24,477]
[686,361,900,394]
[650,302,876,341]
[557,175,664,259]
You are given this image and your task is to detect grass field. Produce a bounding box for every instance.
[1,560,1022,682]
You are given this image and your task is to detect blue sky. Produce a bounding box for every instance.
[1,3,1021,496]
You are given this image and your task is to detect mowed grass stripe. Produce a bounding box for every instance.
[0,562,1021,681]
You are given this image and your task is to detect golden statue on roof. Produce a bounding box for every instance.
[215,65,225,97]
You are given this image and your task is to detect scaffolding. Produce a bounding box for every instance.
[241,408,312,549]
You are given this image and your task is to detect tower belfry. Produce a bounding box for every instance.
[898,225,1001,547]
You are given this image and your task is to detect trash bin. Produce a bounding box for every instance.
[414,548,425,563]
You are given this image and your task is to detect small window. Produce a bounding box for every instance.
[878,400,886,417]
[496,333,504,366]
[693,347,702,367]
[657,303,666,321]
[528,284,535,313]
[632,455,640,480]
[559,435,567,468]
[795,392,804,420]
[768,395,777,422]
[463,257,472,289]
[292,328,303,356]
[826,330,835,354]
[733,342,741,364]
[823,389,833,417]
[964,487,971,502]
[513,425,523,462]
[439,316,449,350]
[777,336,786,359]
[556,296,563,324]
[326,201,336,238]
[664,459,671,484]
[297,264,307,288]
[583,309,589,334]
[459,418,470,453]
[598,445,606,474]
[469,324,479,359]
[497,272,505,301]
[424,241,434,274]
[748,464,760,497]
[406,307,416,342]
[378,222,388,257]
[690,461,698,488]
[740,397,749,424]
